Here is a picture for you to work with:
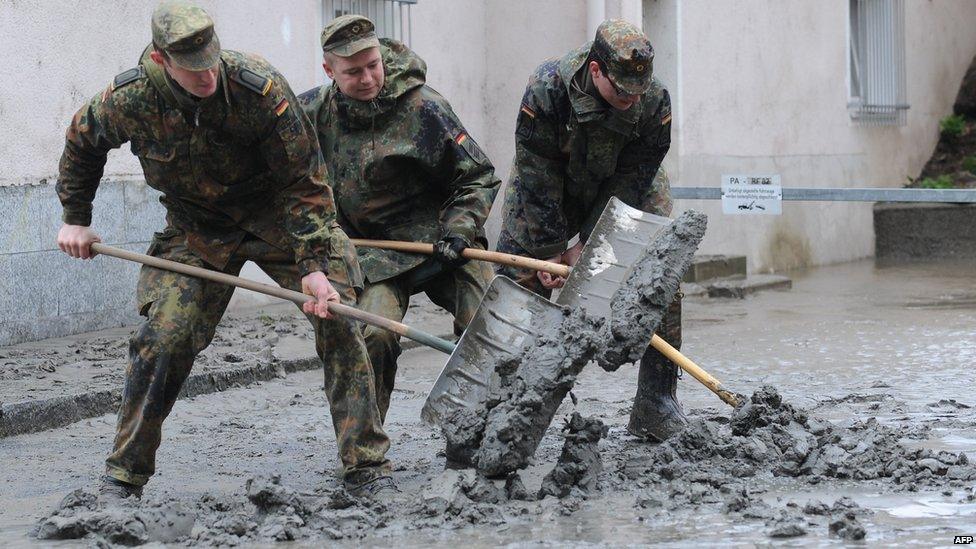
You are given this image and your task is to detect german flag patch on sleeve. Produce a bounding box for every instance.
[516,104,536,140]
[274,98,289,117]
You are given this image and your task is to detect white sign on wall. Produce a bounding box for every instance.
[721,174,782,215]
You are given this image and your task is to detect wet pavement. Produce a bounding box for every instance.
[0,259,974,546]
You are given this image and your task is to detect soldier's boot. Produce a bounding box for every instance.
[345,475,399,499]
[627,348,687,441]
[97,476,143,505]
[628,292,686,441]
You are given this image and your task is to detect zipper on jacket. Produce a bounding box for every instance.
[369,99,378,149]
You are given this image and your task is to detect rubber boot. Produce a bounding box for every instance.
[97,476,143,505]
[627,294,686,441]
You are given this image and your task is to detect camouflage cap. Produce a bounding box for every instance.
[591,19,654,96]
[321,14,380,57]
[151,0,221,71]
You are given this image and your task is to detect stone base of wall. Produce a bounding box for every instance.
[0,180,165,346]
[874,202,976,262]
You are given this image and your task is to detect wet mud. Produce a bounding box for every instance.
[538,413,608,499]
[624,385,976,491]
[33,489,194,545]
[445,211,707,476]
[32,385,974,546]
[6,259,975,546]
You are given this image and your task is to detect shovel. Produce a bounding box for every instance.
[89,245,605,415]
[349,201,738,422]
[421,199,740,427]
[350,243,731,407]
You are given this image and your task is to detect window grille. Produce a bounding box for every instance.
[321,0,415,46]
[848,0,908,126]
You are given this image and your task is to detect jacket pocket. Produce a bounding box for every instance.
[131,139,176,162]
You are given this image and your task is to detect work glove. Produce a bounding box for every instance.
[433,236,469,267]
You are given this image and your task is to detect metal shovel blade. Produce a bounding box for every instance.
[421,275,565,425]
[556,197,673,317]
[421,198,671,427]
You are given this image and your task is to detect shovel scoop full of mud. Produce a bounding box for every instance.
[426,209,708,476]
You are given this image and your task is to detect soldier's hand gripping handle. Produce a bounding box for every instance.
[433,236,470,267]
[57,224,102,260]
[301,271,341,319]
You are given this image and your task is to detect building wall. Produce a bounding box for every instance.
[646,0,976,272]
[482,1,590,238]
[0,0,590,343]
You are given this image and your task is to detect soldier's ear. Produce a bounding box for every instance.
[149,50,167,67]
[588,60,602,80]
[322,53,336,79]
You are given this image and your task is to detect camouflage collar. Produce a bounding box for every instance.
[331,39,426,126]
[558,43,643,131]
[140,44,229,112]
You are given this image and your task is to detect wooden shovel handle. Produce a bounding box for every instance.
[351,239,736,406]
[350,238,572,278]
[650,334,740,407]
[89,243,456,355]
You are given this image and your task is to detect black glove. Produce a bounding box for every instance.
[433,236,469,267]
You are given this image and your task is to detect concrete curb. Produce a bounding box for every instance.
[706,274,793,298]
[0,334,453,439]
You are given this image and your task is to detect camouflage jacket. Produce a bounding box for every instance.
[300,39,500,283]
[500,43,673,259]
[57,47,341,277]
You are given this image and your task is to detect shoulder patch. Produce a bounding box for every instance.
[112,67,146,91]
[455,131,489,166]
[516,105,535,140]
[232,68,273,96]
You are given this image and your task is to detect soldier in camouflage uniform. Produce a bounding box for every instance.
[55,1,393,500]
[300,15,500,422]
[496,19,686,442]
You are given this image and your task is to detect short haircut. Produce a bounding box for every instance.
[153,44,170,60]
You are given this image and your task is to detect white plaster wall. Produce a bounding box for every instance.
[482,0,590,240]
[0,1,149,187]
[0,1,327,189]
[647,0,976,272]
[410,0,489,149]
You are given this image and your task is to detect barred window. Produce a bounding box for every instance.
[321,0,416,46]
[848,0,908,126]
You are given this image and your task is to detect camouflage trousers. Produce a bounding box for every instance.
[105,229,391,488]
[495,227,683,353]
[358,254,494,422]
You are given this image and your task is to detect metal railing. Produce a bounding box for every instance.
[321,0,415,45]
[673,187,976,203]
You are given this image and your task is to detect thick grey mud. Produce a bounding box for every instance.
[612,385,976,539]
[444,210,708,476]
[31,416,613,546]
[32,385,976,545]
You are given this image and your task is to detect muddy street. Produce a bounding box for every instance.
[1,259,975,546]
